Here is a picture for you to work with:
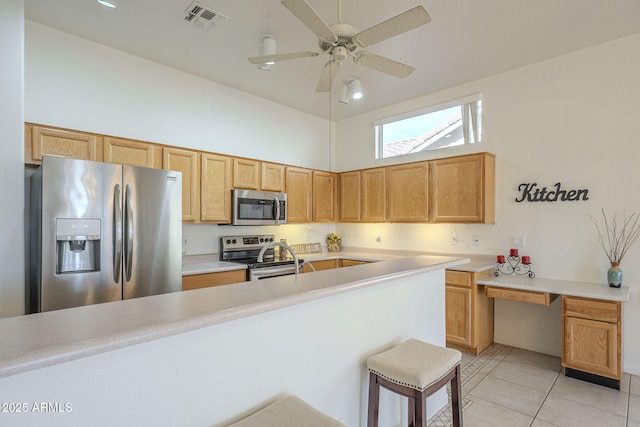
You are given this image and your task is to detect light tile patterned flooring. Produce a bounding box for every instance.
[428,343,640,427]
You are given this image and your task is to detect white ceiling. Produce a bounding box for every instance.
[24,0,640,121]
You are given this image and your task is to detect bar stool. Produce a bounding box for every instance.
[227,395,345,427]
[367,339,463,427]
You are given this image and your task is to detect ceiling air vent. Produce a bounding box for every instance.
[183,1,229,30]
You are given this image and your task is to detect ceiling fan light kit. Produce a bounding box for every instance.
[258,34,277,70]
[248,0,431,94]
[339,78,363,104]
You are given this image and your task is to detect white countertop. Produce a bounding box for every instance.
[0,255,468,379]
[477,275,631,302]
[182,248,495,275]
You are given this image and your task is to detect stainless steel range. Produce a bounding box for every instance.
[220,234,303,281]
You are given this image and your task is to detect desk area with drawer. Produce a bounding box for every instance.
[477,275,630,389]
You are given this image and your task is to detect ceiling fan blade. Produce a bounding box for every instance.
[353,52,414,78]
[315,60,341,92]
[354,6,431,47]
[248,51,320,65]
[281,0,338,42]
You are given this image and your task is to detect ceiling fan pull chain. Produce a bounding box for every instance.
[338,0,342,23]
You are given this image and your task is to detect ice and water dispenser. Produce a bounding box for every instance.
[55,218,101,274]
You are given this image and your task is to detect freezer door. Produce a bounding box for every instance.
[122,165,182,299]
[38,157,123,312]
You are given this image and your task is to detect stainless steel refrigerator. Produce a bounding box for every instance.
[29,156,182,313]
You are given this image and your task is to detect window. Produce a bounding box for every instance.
[375,95,482,159]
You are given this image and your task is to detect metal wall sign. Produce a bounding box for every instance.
[515,183,589,202]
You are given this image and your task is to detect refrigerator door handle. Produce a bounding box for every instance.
[124,184,134,282]
[274,196,280,225]
[113,184,122,283]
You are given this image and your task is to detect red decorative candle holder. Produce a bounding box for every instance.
[497,255,505,264]
[522,256,531,265]
[510,248,519,257]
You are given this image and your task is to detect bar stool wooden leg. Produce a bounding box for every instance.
[367,371,380,427]
[451,364,463,427]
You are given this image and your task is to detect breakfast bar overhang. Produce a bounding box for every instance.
[0,255,467,426]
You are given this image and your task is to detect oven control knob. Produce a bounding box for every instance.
[268,237,273,242]
[232,239,237,244]
[226,239,231,244]
[259,238,264,242]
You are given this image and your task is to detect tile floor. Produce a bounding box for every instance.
[428,343,640,427]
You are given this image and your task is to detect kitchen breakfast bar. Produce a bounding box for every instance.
[0,255,468,426]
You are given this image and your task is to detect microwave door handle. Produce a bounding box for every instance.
[274,196,280,225]
[124,184,134,281]
[113,184,122,283]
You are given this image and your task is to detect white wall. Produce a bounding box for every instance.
[335,33,640,374]
[0,0,25,319]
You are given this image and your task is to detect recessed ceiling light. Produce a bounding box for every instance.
[96,0,117,8]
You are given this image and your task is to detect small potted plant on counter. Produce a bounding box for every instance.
[326,233,342,252]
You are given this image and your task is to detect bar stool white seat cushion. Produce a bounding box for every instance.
[367,339,462,391]
[227,395,345,427]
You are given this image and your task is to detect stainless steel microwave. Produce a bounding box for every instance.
[232,189,287,225]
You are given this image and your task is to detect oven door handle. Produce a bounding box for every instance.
[274,196,280,225]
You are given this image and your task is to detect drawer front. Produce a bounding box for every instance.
[445,270,471,287]
[563,296,619,323]
[485,286,556,306]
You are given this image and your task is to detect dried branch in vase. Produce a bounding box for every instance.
[590,209,640,263]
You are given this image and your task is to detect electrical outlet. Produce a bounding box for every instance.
[512,235,526,248]
[451,235,458,245]
[472,235,480,246]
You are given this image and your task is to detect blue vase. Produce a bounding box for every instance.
[607,262,623,288]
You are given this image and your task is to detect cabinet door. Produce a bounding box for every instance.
[233,158,260,190]
[431,153,495,223]
[182,270,246,291]
[361,168,387,222]
[104,137,158,168]
[339,171,361,222]
[163,148,200,222]
[446,285,473,347]
[201,153,232,223]
[261,162,286,192]
[313,171,337,222]
[387,162,429,222]
[303,259,338,272]
[563,316,619,379]
[286,167,313,222]
[28,125,103,165]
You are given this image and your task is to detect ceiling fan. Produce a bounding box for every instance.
[248,0,431,92]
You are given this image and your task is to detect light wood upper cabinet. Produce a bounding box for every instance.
[104,137,160,168]
[163,148,200,222]
[27,125,103,165]
[233,158,261,190]
[313,171,337,222]
[430,153,495,224]
[201,153,232,223]
[361,167,387,222]
[261,162,286,192]
[285,167,313,222]
[339,171,361,222]
[387,162,429,222]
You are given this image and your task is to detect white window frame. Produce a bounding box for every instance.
[374,94,483,159]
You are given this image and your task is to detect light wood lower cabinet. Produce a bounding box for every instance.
[445,269,494,355]
[303,259,338,272]
[182,270,246,291]
[562,296,622,381]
